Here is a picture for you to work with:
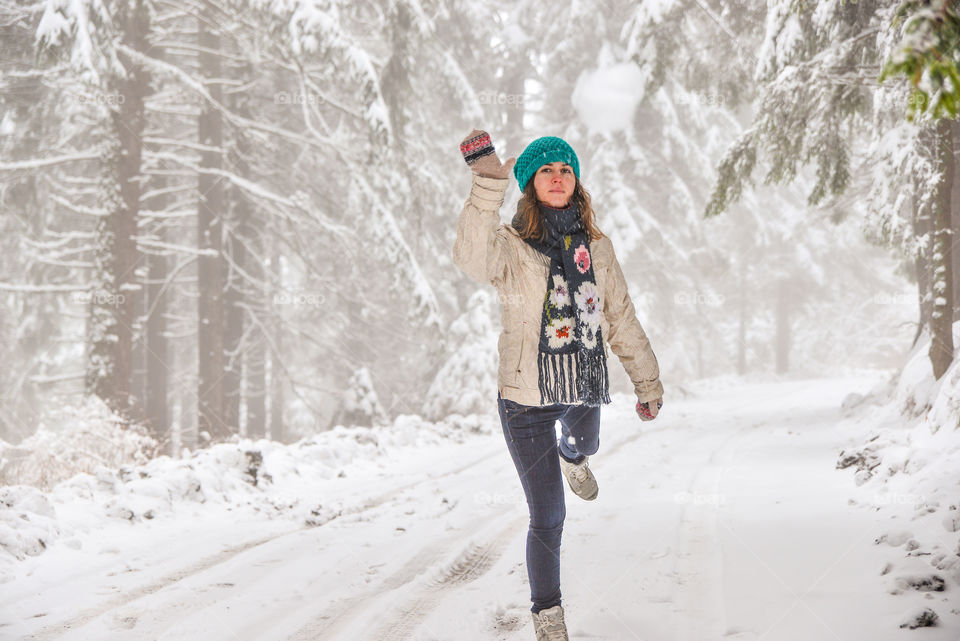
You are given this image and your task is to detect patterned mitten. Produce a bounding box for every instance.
[636,398,663,421]
[460,129,515,180]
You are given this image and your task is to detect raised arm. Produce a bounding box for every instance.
[603,242,664,404]
[452,129,516,287]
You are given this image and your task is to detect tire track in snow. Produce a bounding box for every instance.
[20,445,504,641]
[674,457,727,641]
[19,529,296,641]
[284,524,476,641]
[672,422,757,641]
[298,515,524,641]
[369,515,525,641]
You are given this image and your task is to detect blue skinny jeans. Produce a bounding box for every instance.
[496,390,601,613]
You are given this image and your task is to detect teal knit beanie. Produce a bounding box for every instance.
[513,136,580,190]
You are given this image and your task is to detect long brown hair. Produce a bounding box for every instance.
[513,177,607,243]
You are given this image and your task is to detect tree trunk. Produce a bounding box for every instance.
[222,66,252,438]
[737,258,747,375]
[502,54,528,160]
[143,46,174,454]
[245,289,266,439]
[928,118,955,379]
[144,176,170,453]
[775,279,790,374]
[86,0,149,422]
[912,184,933,349]
[130,238,146,425]
[382,3,411,149]
[696,324,704,378]
[197,5,228,442]
[269,247,285,442]
[245,193,266,439]
[222,223,244,436]
[951,119,960,318]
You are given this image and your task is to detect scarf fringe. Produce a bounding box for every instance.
[576,348,611,407]
[538,350,610,406]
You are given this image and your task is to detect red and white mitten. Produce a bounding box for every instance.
[636,398,663,421]
[459,129,515,180]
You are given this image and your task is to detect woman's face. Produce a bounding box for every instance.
[532,161,576,208]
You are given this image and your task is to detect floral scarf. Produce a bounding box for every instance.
[514,201,611,406]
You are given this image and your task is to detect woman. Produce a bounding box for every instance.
[454,129,664,641]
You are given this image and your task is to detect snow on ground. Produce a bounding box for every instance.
[836,331,960,632]
[2,368,959,640]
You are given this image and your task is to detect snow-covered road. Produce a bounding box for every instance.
[6,373,959,640]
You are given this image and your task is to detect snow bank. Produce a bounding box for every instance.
[837,325,960,628]
[0,408,490,583]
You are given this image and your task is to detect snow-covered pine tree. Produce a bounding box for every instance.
[296,0,511,421]
[332,367,388,428]
[0,4,85,442]
[423,289,499,419]
[880,0,960,121]
[879,0,960,378]
[696,0,953,376]
[35,0,154,423]
[613,0,904,377]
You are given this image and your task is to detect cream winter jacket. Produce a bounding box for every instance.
[453,173,664,407]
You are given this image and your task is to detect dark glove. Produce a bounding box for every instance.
[460,129,515,180]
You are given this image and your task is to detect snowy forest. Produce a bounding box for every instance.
[2,0,960,639]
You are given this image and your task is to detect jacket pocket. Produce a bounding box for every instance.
[517,326,540,388]
[515,332,525,385]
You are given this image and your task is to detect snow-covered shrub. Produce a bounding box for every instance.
[0,395,157,490]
